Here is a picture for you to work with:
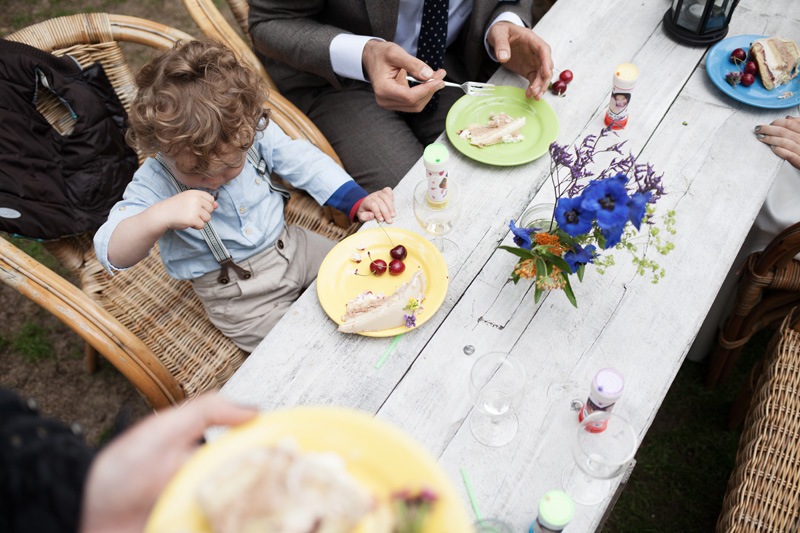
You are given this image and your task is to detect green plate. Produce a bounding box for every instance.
[445,86,559,166]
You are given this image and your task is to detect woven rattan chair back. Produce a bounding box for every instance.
[717,309,800,532]
[706,222,800,388]
[3,14,247,409]
[2,13,355,409]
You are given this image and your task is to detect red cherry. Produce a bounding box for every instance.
[388,259,405,276]
[370,259,387,276]
[730,48,746,63]
[559,70,573,83]
[390,245,407,261]
[552,80,567,95]
[744,61,757,75]
[741,73,755,87]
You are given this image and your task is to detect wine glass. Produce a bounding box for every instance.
[561,412,638,505]
[413,179,462,266]
[468,352,527,447]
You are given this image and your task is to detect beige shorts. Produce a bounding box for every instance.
[191,225,335,352]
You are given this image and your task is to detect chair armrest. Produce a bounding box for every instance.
[181,0,276,90]
[0,236,182,409]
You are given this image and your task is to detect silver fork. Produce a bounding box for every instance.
[405,75,494,96]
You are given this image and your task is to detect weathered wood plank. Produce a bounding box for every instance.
[219,0,798,530]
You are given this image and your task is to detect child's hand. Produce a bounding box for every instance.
[155,190,218,231]
[356,187,396,223]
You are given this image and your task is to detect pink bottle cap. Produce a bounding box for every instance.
[589,368,624,408]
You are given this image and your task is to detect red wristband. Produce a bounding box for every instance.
[349,198,365,222]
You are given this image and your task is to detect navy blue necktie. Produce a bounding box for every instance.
[416,0,449,112]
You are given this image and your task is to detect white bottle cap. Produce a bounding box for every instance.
[613,63,638,91]
[589,368,625,408]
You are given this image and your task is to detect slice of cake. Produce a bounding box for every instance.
[458,112,525,147]
[749,37,800,91]
[197,438,376,533]
[339,270,427,334]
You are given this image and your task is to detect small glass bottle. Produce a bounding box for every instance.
[579,368,625,429]
[423,143,449,209]
[529,490,574,533]
[604,63,638,130]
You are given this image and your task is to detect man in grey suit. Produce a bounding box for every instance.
[249,0,553,192]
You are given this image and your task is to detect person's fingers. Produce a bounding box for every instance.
[380,187,396,218]
[772,145,800,170]
[494,33,511,63]
[163,394,259,443]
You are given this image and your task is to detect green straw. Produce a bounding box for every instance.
[460,467,483,522]
[375,334,403,369]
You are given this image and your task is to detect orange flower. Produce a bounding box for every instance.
[515,259,536,279]
[534,232,566,256]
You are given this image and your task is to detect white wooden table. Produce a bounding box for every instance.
[217,0,798,530]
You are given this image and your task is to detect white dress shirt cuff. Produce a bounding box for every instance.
[484,12,526,62]
[330,34,386,82]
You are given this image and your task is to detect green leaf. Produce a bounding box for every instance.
[498,245,534,260]
[534,284,543,302]
[540,251,571,273]
[535,256,548,283]
[563,276,578,307]
[577,263,586,282]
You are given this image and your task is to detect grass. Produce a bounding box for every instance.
[10,321,55,363]
[606,328,770,531]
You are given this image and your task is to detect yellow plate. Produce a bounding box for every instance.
[145,407,473,533]
[317,227,449,337]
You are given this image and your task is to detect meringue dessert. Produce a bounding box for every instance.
[749,37,800,91]
[197,438,375,533]
[458,112,525,147]
[339,270,427,334]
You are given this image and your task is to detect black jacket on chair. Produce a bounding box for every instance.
[0,40,137,241]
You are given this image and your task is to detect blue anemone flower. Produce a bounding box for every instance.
[627,191,652,230]
[509,219,536,249]
[581,175,630,231]
[554,196,594,237]
[564,244,597,273]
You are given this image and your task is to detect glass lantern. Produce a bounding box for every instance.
[663,0,740,45]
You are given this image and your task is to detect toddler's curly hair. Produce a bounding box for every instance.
[127,39,269,174]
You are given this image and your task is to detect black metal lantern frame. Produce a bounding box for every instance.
[663,0,741,45]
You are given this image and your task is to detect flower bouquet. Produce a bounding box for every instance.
[500,126,676,307]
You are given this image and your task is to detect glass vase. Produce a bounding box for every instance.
[518,203,557,232]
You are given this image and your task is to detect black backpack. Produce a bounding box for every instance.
[0,40,137,241]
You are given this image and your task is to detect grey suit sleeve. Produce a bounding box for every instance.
[489,0,535,30]
[248,0,349,88]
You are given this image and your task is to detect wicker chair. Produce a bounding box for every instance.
[1,13,356,410]
[716,309,800,532]
[705,221,800,388]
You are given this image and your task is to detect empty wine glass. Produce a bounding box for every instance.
[469,352,527,447]
[561,412,638,505]
[413,179,462,266]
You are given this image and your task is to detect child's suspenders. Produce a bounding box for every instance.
[155,146,290,284]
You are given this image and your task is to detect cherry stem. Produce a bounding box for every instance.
[377,220,395,247]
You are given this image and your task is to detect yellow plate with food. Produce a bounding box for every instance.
[145,406,473,533]
[316,227,449,337]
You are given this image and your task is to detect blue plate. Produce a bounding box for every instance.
[706,34,800,109]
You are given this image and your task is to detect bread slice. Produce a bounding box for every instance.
[339,270,427,334]
[749,37,800,91]
[458,112,525,147]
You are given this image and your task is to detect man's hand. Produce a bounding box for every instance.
[757,116,800,170]
[488,22,554,100]
[356,187,396,223]
[80,394,258,533]
[362,40,445,112]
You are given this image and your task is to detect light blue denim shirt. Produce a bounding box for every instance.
[94,120,358,280]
